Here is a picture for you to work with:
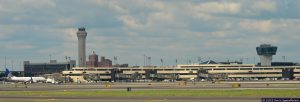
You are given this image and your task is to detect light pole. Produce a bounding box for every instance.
[198,57,201,64]
[4,56,6,68]
[143,54,146,67]
[160,59,163,66]
[145,55,148,67]
[11,60,14,71]
[65,56,71,71]
[114,56,118,66]
[148,57,151,66]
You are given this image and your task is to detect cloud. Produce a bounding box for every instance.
[108,1,129,14]
[192,1,241,14]
[147,12,175,26]
[135,0,166,10]
[242,1,277,16]
[0,0,56,12]
[240,20,272,33]
[0,0,300,67]
[4,43,34,50]
[61,28,78,42]
[253,1,277,12]
[56,18,77,26]
[118,15,142,29]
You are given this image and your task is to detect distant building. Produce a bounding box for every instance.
[86,51,99,67]
[86,52,112,67]
[99,56,112,67]
[24,60,76,76]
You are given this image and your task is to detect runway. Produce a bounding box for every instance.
[2,81,300,91]
[0,96,260,102]
[1,82,300,102]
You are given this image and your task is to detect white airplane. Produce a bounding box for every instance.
[5,68,46,83]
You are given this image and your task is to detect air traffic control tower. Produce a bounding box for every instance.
[256,44,277,66]
[77,27,87,67]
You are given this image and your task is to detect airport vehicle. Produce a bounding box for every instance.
[45,78,61,84]
[5,68,46,83]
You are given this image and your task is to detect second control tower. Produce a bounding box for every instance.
[256,44,277,66]
[77,27,87,67]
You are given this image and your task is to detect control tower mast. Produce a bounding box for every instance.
[77,27,87,67]
[256,44,277,66]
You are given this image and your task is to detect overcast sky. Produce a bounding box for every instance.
[1,0,300,71]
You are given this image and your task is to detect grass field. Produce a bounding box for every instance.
[1,89,300,97]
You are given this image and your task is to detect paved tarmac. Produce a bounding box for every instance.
[0,95,262,102]
[1,81,299,102]
[0,97,260,102]
[1,81,300,91]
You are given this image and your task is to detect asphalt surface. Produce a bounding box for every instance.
[0,97,261,102]
[2,81,300,91]
[1,81,300,102]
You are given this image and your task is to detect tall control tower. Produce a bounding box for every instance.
[256,44,277,66]
[77,27,87,67]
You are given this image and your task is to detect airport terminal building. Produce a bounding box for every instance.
[62,43,300,82]
[62,62,300,82]
[61,29,300,83]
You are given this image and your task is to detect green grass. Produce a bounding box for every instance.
[0,89,300,97]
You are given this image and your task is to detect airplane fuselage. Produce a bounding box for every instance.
[9,77,46,83]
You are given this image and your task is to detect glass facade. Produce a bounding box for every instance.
[24,60,76,76]
[256,44,277,55]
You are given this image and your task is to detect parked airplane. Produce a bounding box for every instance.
[5,68,46,83]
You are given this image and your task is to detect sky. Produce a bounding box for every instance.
[0,0,300,71]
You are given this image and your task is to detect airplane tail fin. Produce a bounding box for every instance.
[5,68,14,77]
